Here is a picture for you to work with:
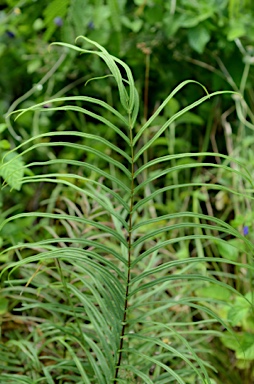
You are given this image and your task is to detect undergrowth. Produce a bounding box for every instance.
[0,36,254,384]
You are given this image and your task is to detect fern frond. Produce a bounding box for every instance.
[1,37,253,383]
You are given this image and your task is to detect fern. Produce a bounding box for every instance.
[0,36,253,383]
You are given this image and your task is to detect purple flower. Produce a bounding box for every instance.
[6,30,15,38]
[243,226,249,236]
[54,17,63,27]
[43,103,52,108]
[88,21,95,30]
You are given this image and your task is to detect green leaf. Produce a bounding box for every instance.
[0,123,7,134]
[27,59,41,74]
[176,111,204,125]
[122,16,143,32]
[195,284,231,301]
[236,333,254,360]
[178,11,213,28]
[223,332,254,360]
[107,0,121,32]
[221,332,240,351]
[0,140,10,150]
[0,296,8,315]
[228,295,252,326]
[165,97,180,117]
[0,152,24,191]
[43,0,69,41]
[70,0,89,36]
[188,26,211,53]
[134,89,238,160]
[227,21,246,41]
[216,238,240,261]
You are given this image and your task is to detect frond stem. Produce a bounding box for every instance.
[113,119,135,383]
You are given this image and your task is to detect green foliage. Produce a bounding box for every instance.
[0,152,24,191]
[1,0,254,382]
[222,291,254,368]
[0,37,254,383]
[43,0,70,41]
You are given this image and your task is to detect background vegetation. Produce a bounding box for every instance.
[0,0,254,383]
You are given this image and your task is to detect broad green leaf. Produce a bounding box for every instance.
[0,123,7,133]
[0,140,10,150]
[176,111,204,125]
[122,16,143,32]
[27,59,41,74]
[216,238,240,261]
[195,284,231,301]
[236,333,254,360]
[227,21,246,41]
[228,294,253,326]
[222,332,254,360]
[188,26,211,53]
[0,151,24,190]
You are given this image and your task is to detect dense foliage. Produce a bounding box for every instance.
[0,1,254,383]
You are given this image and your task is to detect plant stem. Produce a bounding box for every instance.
[113,120,135,383]
[144,51,150,122]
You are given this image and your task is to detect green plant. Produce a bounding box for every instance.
[0,36,253,383]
